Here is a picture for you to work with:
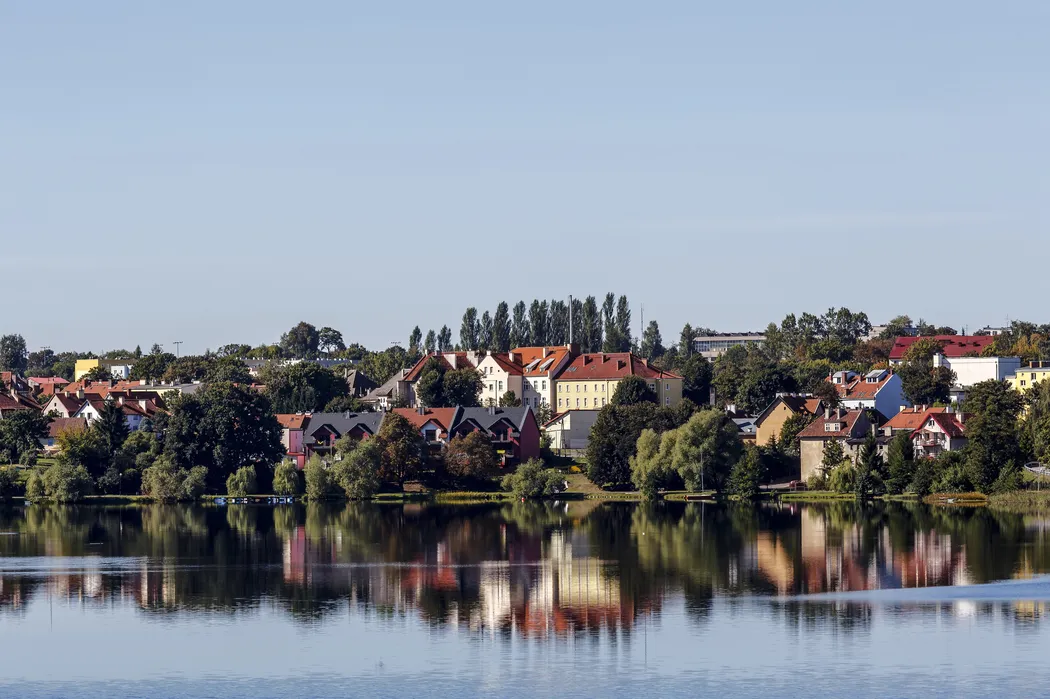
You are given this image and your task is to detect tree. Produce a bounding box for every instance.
[854,433,884,499]
[898,339,955,405]
[778,412,813,455]
[318,327,345,355]
[611,375,657,406]
[264,362,349,413]
[581,296,601,353]
[0,410,51,464]
[1022,379,1050,462]
[615,295,632,351]
[678,354,713,404]
[141,455,207,502]
[272,459,304,496]
[493,302,511,352]
[162,382,284,492]
[500,390,521,407]
[56,425,109,481]
[478,312,494,351]
[549,300,570,346]
[885,431,916,494]
[216,343,251,358]
[38,461,93,502]
[811,381,841,410]
[730,444,764,499]
[460,308,480,350]
[444,432,499,482]
[161,356,212,384]
[962,380,1024,492]
[130,352,176,382]
[0,334,28,373]
[511,301,529,348]
[443,368,483,407]
[204,357,252,384]
[94,400,130,462]
[280,322,320,358]
[415,358,448,407]
[821,440,846,478]
[83,365,115,382]
[226,465,257,496]
[640,320,664,360]
[501,458,563,499]
[357,346,411,386]
[587,402,695,488]
[679,323,694,359]
[424,330,437,354]
[671,410,743,492]
[437,326,453,352]
[304,454,336,500]
[376,413,424,488]
[529,300,549,347]
[630,428,666,499]
[332,438,382,499]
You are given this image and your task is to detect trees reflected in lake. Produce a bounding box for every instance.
[0,501,1049,635]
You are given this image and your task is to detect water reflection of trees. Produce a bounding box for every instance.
[0,501,1049,634]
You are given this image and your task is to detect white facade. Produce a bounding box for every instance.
[476,354,523,407]
[834,371,909,419]
[933,354,1021,401]
[544,410,600,450]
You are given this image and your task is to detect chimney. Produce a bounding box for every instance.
[418,406,426,415]
[543,348,550,359]
[508,351,517,364]
[77,388,84,400]
[957,411,965,425]
[641,358,648,367]
[825,408,831,420]
[488,405,496,415]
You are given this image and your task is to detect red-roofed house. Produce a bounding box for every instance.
[554,353,684,411]
[516,345,576,409]
[277,414,310,468]
[476,352,525,408]
[827,369,908,419]
[797,408,882,482]
[28,377,69,397]
[911,409,969,459]
[398,352,484,408]
[889,335,995,363]
[0,393,38,418]
[883,406,948,434]
[39,417,89,452]
[393,407,460,445]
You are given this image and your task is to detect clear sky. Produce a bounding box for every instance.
[2,1,1047,354]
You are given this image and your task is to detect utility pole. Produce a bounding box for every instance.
[569,295,574,345]
[172,341,183,357]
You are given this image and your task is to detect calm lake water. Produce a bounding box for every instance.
[2,500,1050,698]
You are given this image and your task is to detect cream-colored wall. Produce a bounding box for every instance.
[476,356,523,407]
[800,439,825,482]
[757,403,795,446]
[554,377,684,411]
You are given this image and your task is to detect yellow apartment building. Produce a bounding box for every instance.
[553,353,683,411]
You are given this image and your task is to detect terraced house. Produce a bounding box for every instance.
[554,353,684,411]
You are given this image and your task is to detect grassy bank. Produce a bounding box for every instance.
[987,490,1050,513]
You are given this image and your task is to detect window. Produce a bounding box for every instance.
[1022,381,1027,387]
[576,398,580,407]
[558,398,563,407]
[424,428,437,442]
[584,398,589,407]
[576,384,579,392]
[665,396,670,405]
[601,398,606,406]
[499,381,503,390]
[665,383,670,391]
[542,380,546,390]
[583,384,587,392]
[601,384,605,392]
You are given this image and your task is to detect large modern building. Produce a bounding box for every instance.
[692,333,766,359]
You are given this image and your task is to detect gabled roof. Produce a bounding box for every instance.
[455,407,535,432]
[798,409,869,439]
[912,412,968,439]
[556,353,682,381]
[828,372,896,401]
[0,394,36,413]
[47,417,88,438]
[890,335,995,361]
[402,353,478,382]
[483,353,524,376]
[393,407,459,432]
[276,414,310,430]
[303,412,384,445]
[47,393,85,414]
[29,377,68,386]
[362,369,409,401]
[884,406,947,431]
[513,346,575,377]
[754,395,824,426]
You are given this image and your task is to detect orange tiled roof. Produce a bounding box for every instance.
[890,335,995,361]
[884,406,947,431]
[798,409,867,439]
[392,407,458,432]
[276,414,310,430]
[403,353,478,382]
[829,373,894,401]
[556,353,682,381]
[913,412,968,439]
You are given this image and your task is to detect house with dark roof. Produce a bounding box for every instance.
[554,353,684,411]
[345,370,378,398]
[0,392,38,418]
[39,417,88,452]
[302,412,385,460]
[754,395,825,446]
[360,369,410,411]
[911,408,968,459]
[828,369,908,419]
[451,407,541,466]
[797,408,883,482]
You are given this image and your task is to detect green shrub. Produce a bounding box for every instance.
[141,456,208,502]
[226,465,257,497]
[827,462,856,494]
[332,439,381,500]
[25,470,45,499]
[39,462,93,502]
[501,459,564,500]
[304,455,336,501]
[272,459,303,496]
[181,466,208,500]
[0,466,19,500]
[730,444,764,500]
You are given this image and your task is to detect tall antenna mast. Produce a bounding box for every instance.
[569,295,574,345]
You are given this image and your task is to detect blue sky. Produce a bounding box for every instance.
[2,1,1047,354]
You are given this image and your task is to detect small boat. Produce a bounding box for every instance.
[215,498,227,506]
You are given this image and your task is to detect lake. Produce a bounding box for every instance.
[1,500,1049,698]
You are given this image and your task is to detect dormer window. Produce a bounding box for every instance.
[824,422,842,432]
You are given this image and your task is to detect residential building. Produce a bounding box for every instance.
[734,417,758,445]
[797,408,881,482]
[0,372,31,394]
[39,418,88,452]
[911,409,968,459]
[1007,361,1050,396]
[301,412,385,461]
[0,393,38,418]
[393,407,460,446]
[450,407,541,466]
[828,369,908,419]
[693,332,766,359]
[276,414,310,468]
[975,326,1009,337]
[864,324,918,342]
[883,406,947,434]
[72,395,161,431]
[41,392,85,418]
[930,353,1021,403]
[27,376,69,397]
[397,352,484,408]
[360,369,410,410]
[543,410,600,450]
[73,358,137,381]
[515,345,576,409]
[754,395,824,446]
[888,335,995,365]
[554,353,683,411]
[345,370,378,398]
[476,352,524,408]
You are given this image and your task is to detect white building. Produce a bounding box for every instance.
[543,409,601,450]
[476,352,524,407]
[693,333,766,359]
[932,354,1021,403]
[829,369,909,420]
